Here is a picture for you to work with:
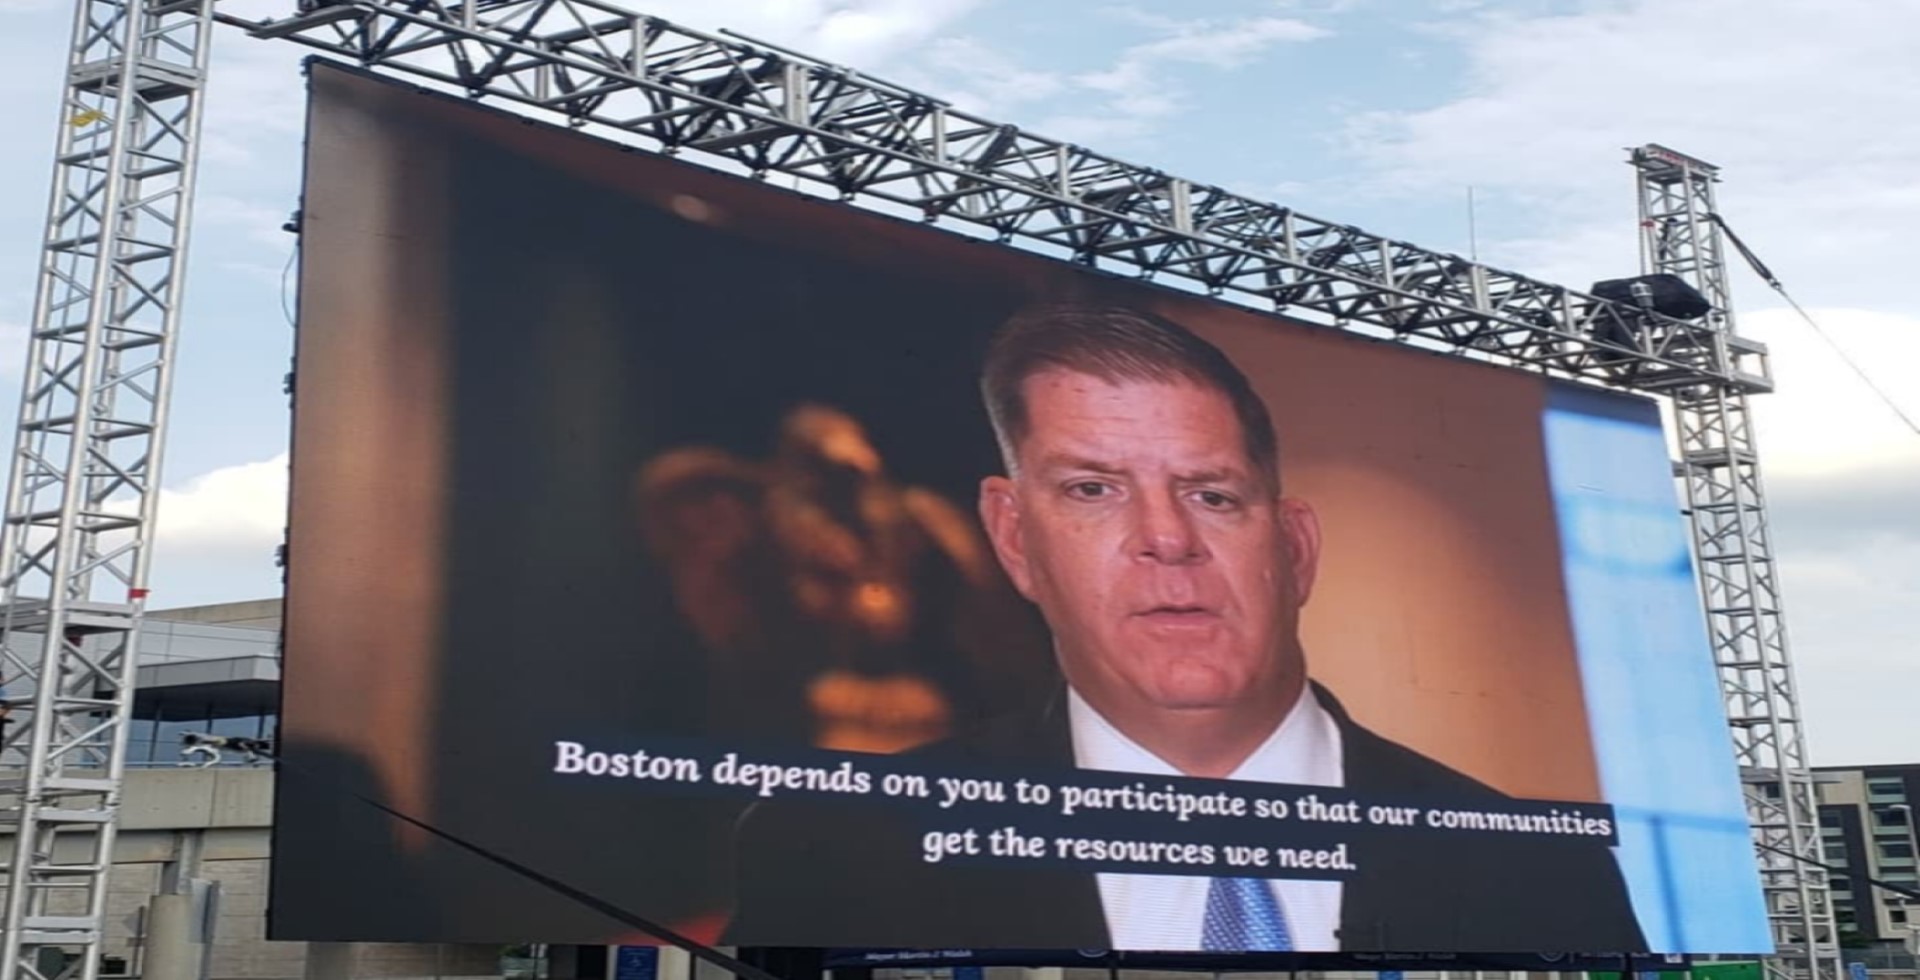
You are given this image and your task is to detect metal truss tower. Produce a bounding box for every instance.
[1633,144,1838,980]
[0,0,212,976]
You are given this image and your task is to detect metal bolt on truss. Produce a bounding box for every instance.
[0,0,212,976]
[1634,143,1839,980]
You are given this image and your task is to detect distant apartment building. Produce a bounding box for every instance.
[1815,764,1920,950]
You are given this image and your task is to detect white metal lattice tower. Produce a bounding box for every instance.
[1633,143,1839,980]
[0,0,213,976]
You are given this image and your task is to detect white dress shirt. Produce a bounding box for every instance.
[1067,683,1345,951]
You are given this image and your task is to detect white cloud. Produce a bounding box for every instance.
[1341,0,1920,310]
[590,0,985,68]
[911,37,1067,116]
[1036,11,1331,143]
[822,8,1326,143]
[1778,536,1920,767]
[1335,0,1920,765]
[151,452,288,555]
[811,0,984,65]
[1348,2,1912,190]
[1125,16,1327,65]
[1742,308,1920,480]
[1739,310,1920,765]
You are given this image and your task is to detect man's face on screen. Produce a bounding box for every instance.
[979,370,1318,723]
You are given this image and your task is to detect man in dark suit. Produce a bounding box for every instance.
[728,304,1645,953]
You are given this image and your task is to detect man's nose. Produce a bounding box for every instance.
[1130,489,1204,565]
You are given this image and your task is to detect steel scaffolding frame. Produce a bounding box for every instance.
[1634,144,1839,980]
[223,0,1767,393]
[0,3,1823,978]
[0,0,213,976]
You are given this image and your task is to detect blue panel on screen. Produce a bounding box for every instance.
[1543,383,1771,954]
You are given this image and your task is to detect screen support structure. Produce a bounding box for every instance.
[0,0,212,977]
[1634,144,1839,980]
[0,1,1823,976]
[221,0,1766,394]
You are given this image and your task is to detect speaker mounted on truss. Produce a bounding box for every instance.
[1590,273,1713,320]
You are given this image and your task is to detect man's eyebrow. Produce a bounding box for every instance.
[1035,453,1126,476]
[1031,456,1250,486]
[1172,467,1248,486]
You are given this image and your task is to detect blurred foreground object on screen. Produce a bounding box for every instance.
[638,403,1042,753]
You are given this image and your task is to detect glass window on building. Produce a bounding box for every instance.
[1868,776,1907,801]
[124,717,158,767]
[131,691,277,768]
[1822,808,1845,828]
[139,697,215,767]
[151,719,205,766]
[1882,839,1917,860]
[209,714,267,739]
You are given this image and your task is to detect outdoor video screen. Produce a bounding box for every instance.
[273,63,1770,955]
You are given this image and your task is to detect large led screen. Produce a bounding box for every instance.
[273,63,1770,955]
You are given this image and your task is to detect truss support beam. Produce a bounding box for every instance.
[218,0,1771,394]
[0,0,212,977]
[1634,143,1838,980]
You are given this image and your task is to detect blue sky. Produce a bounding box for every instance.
[0,0,1913,765]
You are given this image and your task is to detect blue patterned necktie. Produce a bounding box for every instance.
[1201,876,1293,951]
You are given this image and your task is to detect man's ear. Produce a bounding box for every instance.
[1277,497,1322,607]
[978,475,1036,600]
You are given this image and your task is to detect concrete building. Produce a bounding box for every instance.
[1814,765,1920,963]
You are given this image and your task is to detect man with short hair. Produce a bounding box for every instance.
[972,304,1339,949]
[727,304,1646,953]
